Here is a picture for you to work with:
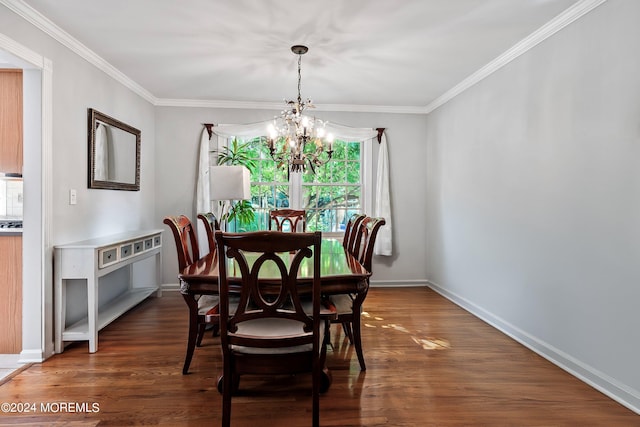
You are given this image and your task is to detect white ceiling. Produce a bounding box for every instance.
[18,0,582,111]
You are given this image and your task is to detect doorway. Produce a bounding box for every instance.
[0,36,53,363]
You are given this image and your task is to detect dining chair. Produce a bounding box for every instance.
[343,213,366,254]
[268,208,307,232]
[330,216,386,371]
[163,215,219,374]
[215,230,330,427]
[197,212,220,255]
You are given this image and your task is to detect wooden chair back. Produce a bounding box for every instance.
[350,216,371,261]
[164,215,219,374]
[215,230,324,426]
[268,209,306,232]
[197,212,220,254]
[163,215,200,270]
[343,213,366,254]
[329,216,385,372]
[357,217,387,272]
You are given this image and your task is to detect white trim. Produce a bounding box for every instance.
[156,98,283,110]
[161,283,181,292]
[2,0,607,115]
[161,280,429,290]
[427,280,640,415]
[370,279,428,287]
[156,98,426,114]
[41,57,53,360]
[424,0,608,114]
[17,349,44,363]
[0,32,42,67]
[313,103,424,115]
[1,0,156,104]
[0,31,52,363]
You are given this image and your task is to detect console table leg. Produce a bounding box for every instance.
[54,277,65,353]
[156,252,163,297]
[87,277,98,353]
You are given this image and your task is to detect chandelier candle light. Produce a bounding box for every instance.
[267,45,334,175]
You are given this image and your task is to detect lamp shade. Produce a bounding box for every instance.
[210,165,251,200]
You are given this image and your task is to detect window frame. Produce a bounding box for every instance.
[215,135,372,237]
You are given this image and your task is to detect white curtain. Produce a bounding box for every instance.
[212,118,378,142]
[94,124,109,180]
[195,127,211,213]
[211,119,393,254]
[195,126,211,252]
[374,132,392,256]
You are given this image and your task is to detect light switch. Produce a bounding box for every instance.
[69,189,77,205]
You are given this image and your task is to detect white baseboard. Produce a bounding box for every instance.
[427,280,640,415]
[19,349,45,364]
[165,280,429,290]
[161,283,181,292]
[370,279,429,287]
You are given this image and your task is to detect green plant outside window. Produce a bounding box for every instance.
[218,137,362,232]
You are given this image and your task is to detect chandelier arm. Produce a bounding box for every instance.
[266,45,333,175]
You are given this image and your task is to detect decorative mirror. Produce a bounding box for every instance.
[88,108,140,191]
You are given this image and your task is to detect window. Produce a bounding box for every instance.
[227,136,370,234]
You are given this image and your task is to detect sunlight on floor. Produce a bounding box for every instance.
[361,311,451,351]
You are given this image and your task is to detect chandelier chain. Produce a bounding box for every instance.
[297,54,302,106]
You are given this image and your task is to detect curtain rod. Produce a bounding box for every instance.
[203,123,214,139]
[205,123,385,143]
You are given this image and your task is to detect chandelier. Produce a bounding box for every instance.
[267,45,334,175]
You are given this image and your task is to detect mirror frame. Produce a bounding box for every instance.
[88,108,141,191]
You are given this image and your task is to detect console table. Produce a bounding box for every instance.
[54,229,163,353]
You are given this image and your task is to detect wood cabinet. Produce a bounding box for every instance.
[54,230,163,353]
[0,235,22,353]
[0,69,23,174]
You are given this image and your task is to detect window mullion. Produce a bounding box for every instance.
[290,172,303,209]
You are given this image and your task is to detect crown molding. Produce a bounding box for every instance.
[313,103,426,115]
[154,98,283,110]
[3,0,422,114]
[424,0,608,114]
[3,0,607,116]
[155,98,426,114]
[1,0,157,104]
[0,31,42,67]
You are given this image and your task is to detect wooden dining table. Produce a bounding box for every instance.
[178,238,371,297]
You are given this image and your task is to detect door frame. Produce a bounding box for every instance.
[0,32,53,361]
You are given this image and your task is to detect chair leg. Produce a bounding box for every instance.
[352,317,366,371]
[221,363,233,427]
[314,323,329,427]
[312,370,320,427]
[320,320,332,393]
[351,300,367,371]
[182,295,199,375]
[196,322,206,347]
[342,321,354,344]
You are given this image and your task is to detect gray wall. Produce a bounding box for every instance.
[426,0,640,412]
[1,4,156,358]
[154,107,428,286]
[6,0,637,413]
[0,6,157,243]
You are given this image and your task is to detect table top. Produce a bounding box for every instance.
[55,229,164,249]
[178,238,370,295]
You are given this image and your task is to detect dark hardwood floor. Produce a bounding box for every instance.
[0,287,637,426]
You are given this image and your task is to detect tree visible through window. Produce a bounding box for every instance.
[234,136,363,233]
